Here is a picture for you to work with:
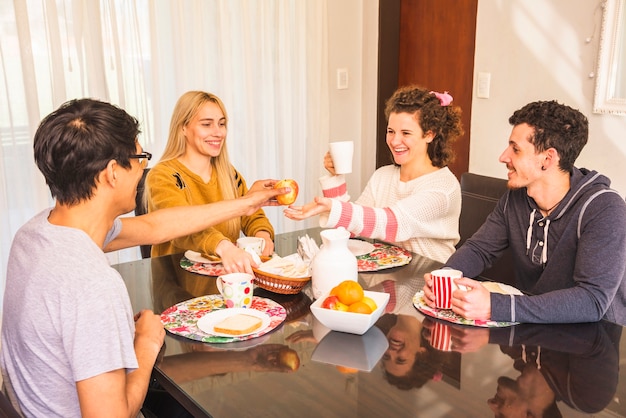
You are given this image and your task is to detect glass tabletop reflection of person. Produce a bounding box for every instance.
[375,313,455,390]
[487,321,620,417]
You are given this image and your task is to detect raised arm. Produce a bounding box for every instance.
[104,182,286,252]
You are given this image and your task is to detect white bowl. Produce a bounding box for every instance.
[311,326,389,372]
[310,290,390,335]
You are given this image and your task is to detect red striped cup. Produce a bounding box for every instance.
[431,269,464,309]
[429,321,452,351]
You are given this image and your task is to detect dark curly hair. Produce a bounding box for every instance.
[376,314,442,390]
[384,85,464,168]
[508,100,588,172]
[33,98,141,205]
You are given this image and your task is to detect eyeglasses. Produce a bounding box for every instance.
[129,151,152,168]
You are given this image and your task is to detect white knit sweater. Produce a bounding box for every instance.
[319,165,461,263]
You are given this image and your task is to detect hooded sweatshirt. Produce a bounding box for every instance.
[446,167,626,325]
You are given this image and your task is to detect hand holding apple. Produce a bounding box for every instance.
[274,179,299,205]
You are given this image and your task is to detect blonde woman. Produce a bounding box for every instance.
[146,91,276,273]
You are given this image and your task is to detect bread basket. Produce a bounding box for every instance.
[253,256,311,295]
[252,268,311,294]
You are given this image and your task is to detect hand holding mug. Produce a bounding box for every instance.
[323,151,336,175]
[429,269,466,309]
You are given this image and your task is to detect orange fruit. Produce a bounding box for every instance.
[336,365,359,374]
[334,280,364,305]
[347,301,372,314]
[361,296,377,312]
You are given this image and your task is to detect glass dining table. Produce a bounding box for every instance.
[113,228,626,417]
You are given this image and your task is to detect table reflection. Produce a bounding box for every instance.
[422,318,621,417]
[113,229,626,417]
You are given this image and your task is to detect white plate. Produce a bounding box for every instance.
[184,250,220,264]
[347,239,375,257]
[481,281,523,295]
[196,308,271,337]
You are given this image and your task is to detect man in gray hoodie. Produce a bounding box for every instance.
[423,100,626,325]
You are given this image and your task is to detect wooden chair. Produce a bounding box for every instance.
[0,390,21,418]
[135,168,152,259]
[458,173,515,285]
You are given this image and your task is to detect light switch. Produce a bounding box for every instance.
[477,72,491,99]
[337,68,348,90]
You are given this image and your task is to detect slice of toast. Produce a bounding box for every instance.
[482,282,506,294]
[213,313,263,335]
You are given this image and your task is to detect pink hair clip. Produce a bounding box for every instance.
[430,91,453,106]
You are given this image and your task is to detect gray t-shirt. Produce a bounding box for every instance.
[1,209,138,417]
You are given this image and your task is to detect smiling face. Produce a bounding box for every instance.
[381,315,425,377]
[182,101,227,159]
[499,123,546,190]
[386,111,433,167]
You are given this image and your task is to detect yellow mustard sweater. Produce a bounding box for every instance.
[145,159,274,257]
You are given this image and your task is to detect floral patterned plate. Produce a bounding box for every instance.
[357,243,412,272]
[413,290,519,328]
[180,256,226,276]
[160,295,287,343]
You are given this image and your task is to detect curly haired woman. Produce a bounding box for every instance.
[285,85,464,263]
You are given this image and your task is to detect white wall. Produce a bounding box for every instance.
[326,0,379,200]
[471,0,626,196]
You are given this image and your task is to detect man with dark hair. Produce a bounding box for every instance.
[424,100,626,325]
[0,98,288,417]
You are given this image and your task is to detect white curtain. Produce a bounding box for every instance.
[0,0,328,307]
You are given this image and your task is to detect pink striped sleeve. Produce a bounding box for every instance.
[361,206,376,237]
[359,206,398,241]
[383,207,398,240]
[322,183,347,198]
[337,201,354,228]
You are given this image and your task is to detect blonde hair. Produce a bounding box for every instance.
[149,91,240,236]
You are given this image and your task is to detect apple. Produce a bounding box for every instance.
[321,295,339,309]
[321,295,348,311]
[274,179,299,205]
[278,347,300,371]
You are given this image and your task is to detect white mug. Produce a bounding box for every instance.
[236,237,266,256]
[329,141,354,174]
[216,272,255,308]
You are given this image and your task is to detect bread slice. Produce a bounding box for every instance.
[213,313,263,335]
[482,282,506,294]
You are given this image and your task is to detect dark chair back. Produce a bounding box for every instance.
[0,390,22,418]
[458,173,515,285]
[135,168,152,259]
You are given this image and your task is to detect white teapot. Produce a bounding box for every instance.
[311,227,358,299]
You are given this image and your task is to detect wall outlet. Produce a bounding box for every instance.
[477,72,491,98]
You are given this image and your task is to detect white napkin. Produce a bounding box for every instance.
[297,234,320,264]
[244,247,262,265]
[257,253,310,278]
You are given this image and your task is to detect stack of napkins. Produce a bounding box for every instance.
[257,253,310,278]
[297,234,320,264]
